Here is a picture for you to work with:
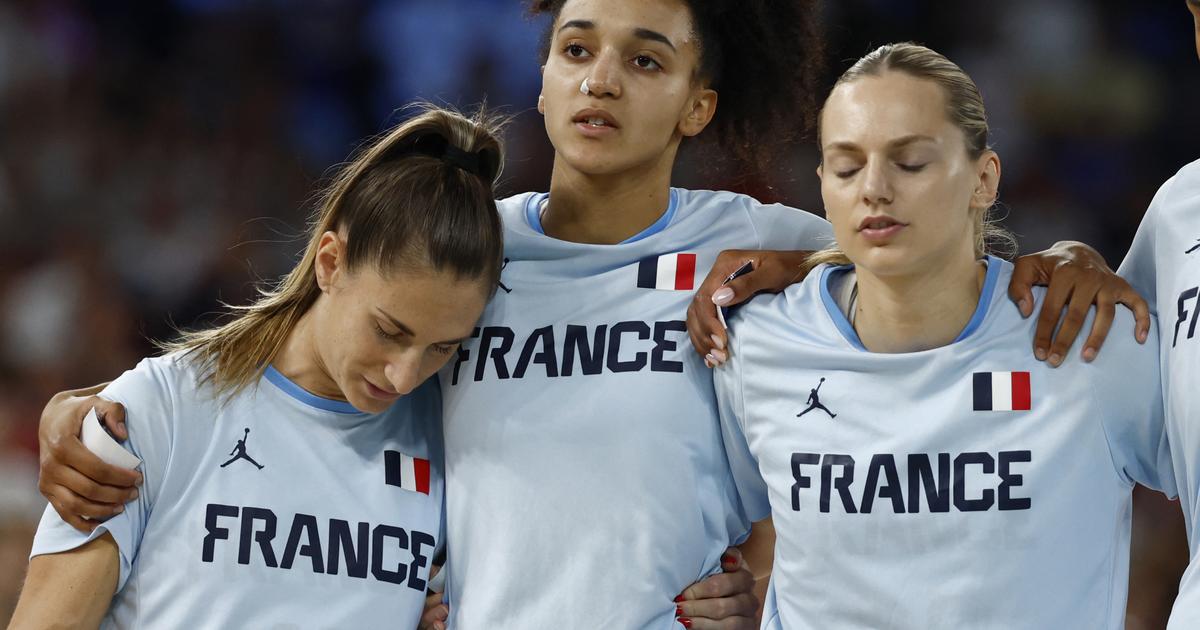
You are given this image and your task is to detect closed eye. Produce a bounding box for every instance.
[374,322,402,342]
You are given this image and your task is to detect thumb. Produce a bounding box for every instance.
[93,399,129,442]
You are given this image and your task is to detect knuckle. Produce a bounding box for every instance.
[78,479,100,498]
[61,496,81,513]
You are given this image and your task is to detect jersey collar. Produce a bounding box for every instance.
[264,365,364,415]
[819,255,1004,352]
[524,188,680,245]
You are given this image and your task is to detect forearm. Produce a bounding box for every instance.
[737,517,775,620]
[9,533,120,629]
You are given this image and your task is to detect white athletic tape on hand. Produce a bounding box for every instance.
[81,407,142,469]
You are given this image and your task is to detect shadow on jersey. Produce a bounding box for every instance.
[220,427,265,470]
[797,377,837,419]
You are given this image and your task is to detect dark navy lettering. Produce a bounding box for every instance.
[371,524,409,585]
[608,321,650,372]
[790,452,819,511]
[202,504,433,591]
[651,321,686,373]
[907,453,950,513]
[1175,287,1199,348]
[475,327,515,381]
[513,325,559,379]
[453,321,688,382]
[998,450,1032,510]
[327,519,370,578]
[202,503,238,562]
[239,506,278,567]
[860,454,904,514]
[563,325,607,376]
[792,451,1032,514]
[820,455,857,514]
[280,512,323,573]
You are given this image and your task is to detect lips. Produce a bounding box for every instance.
[857,215,905,231]
[571,108,619,129]
[365,378,400,401]
[857,215,908,244]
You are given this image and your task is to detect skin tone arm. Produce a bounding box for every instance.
[38,387,141,532]
[8,534,119,630]
[1125,486,1189,630]
[688,242,1150,366]
[677,518,776,624]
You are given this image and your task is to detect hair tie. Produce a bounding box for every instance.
[411,134,484,178]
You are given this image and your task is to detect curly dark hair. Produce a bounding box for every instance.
[527,0,825,173]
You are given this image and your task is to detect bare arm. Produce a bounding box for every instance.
[673,519,775,629]
[1126,486,1188,630]
[737,517,775,619]
[8,533,120,629]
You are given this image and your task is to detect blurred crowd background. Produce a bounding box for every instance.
[1,0,1197,622]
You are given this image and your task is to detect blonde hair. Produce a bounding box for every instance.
[802,42,1017,276]
[160,104,506,397]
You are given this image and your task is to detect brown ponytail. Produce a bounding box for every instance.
[160,104,506,397]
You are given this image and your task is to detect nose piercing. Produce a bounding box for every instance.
[580,78,590,95]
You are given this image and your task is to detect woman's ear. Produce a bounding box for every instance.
[971,151,1001,210]
[314,231,345,293]
[678,88,718,137]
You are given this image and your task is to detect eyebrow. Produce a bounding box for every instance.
[557,20,677,52]
[376,308,470,346]
[824,134,938,153]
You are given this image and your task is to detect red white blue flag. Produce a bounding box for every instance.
[637,253,697,290]
[972,371,1031,411]
[384,450,431,494]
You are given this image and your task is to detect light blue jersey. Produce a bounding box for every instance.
[438,188,832,629]
[30,354,445,629]
[1119,159,1200,629]
[716,257,1173,629]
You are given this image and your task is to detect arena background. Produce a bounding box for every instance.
[0,0,1195,623]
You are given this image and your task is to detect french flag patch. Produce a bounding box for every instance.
[637,253,697,290]
[384,450,431,494]
[972,371,1031,411]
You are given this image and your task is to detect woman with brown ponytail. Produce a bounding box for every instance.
[9,106,505,630]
